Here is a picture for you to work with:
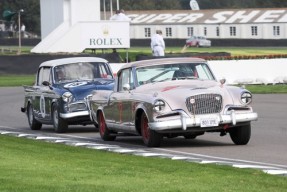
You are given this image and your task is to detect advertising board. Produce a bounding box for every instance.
[81,21,130,49]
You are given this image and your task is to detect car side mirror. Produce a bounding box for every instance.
[42,81,53,90]
[42,81,50,86]
[123,83,130,92]
[219,78,226,85]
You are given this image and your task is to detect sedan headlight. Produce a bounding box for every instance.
[153,99,165,111]
[241,92,252,105]
[62,92,73,103]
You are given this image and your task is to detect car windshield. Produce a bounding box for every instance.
[53,62,112,83]
[136,63,215,86]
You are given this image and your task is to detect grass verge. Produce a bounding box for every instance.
[0,134,286,192]
[245,84,287,94]
[0,75,35,87]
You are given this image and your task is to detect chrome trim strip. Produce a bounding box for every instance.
[60,111,89,119]
[148,112,258,131]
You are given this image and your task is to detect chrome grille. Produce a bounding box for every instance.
[68,102,87,112]
[186,94,222,114]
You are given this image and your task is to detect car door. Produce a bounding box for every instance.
[33,66,54,122]
[107,68,134,131]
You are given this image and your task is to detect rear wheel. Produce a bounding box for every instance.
[98,111,116,141]
[141,113,162,147]
[27,104,42,130]
[229,123,251,145]
[52,103,68,133]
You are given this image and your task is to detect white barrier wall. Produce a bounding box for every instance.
[208,58,287,85]
[110,58,287,85]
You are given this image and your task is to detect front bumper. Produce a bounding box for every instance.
[148,110,258,131]
[60,110,89,119]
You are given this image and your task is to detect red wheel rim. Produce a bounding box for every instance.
[99,112,106,136]
[142,114,150,142]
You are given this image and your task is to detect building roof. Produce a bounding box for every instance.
[123,8,287,25]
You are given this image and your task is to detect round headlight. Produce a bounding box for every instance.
[241,92,252,105]
[62,92,73,103]
[154,99,165,111]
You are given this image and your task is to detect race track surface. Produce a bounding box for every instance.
[1,87,287,173]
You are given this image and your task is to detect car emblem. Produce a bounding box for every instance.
[189,98,195,104]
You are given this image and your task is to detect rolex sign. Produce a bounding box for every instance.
[82,21,130,49]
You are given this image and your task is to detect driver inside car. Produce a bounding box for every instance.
[55,67,66,83]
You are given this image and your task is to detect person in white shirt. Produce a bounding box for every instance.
[110,9,131,21]
[150,30,165,56]
[21,24,26,32]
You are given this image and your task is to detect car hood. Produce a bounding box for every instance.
[134,80,234,110]
[56,79,114,100]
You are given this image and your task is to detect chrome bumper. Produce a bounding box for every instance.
[148,111,258,131]
[60,111,89,119]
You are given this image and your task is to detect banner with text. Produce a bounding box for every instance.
[81,21,130,49]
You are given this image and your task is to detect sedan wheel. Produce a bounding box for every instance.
[229,123,251,145]
[98,111,116,141]
[52,103,68,133]
[141,113,162,147]
[27,104,42,130]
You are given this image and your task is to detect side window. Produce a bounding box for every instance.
[37,67,51,85]
[118,68,133,92]
[144,28,151,37]
[99,63,111,78]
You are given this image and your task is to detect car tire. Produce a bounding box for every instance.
[52,103,68,133]
[229,123,251,145]
[27,104,42,130]
[140,113,162,147]
[98,111,116,141]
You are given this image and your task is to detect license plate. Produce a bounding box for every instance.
[200,117,218,127]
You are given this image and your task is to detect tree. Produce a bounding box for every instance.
[0,0,40,35]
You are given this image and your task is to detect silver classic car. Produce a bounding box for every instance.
[89,57,258,147]
[21,57,114,133]
[186,36,211,48]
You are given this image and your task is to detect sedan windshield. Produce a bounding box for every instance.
[53,62,112,83]
[136,63,214,86]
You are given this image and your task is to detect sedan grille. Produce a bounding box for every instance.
[186,94,222,114]
[68,102,87,112]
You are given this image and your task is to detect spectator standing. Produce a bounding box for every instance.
[21,24,26,32]
[110,9,131,21]
[151,30,165,56]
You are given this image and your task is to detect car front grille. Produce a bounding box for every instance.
[186,94,222,115]
[68,102,87,112]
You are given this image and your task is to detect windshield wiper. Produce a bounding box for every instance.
[172,76,198,80]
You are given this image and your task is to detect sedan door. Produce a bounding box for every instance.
[33,67,54,122]
[106,68,134,131]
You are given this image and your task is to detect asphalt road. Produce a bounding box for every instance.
[1,87,287,169]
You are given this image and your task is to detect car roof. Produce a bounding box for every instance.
[119,57,206,71]
[39,57,108,68]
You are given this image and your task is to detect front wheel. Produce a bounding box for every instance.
[140,113,162,147]
[27,104,42,130]
[98,111,116,141]
[229,123,251,145]
[52,103,68,133]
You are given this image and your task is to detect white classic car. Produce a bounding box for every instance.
[89,57,258,147]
